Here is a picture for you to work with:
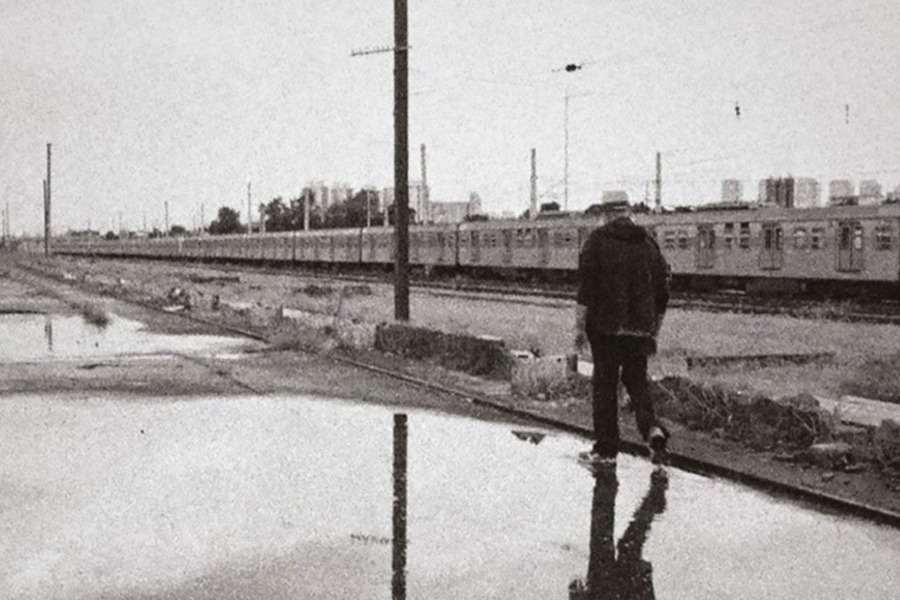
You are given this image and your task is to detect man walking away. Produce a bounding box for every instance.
[575,205,670,466]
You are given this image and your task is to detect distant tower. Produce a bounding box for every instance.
[794,178,821,208]
[721,179,743,203]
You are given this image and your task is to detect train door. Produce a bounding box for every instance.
[837,221,864,272]
[436,231,445,263]
[502,230,513,265]
[537,229,550,267]
[695,225,716,269]
[758,223,783,270]
[410,233,420,263]
[471,231,481,263]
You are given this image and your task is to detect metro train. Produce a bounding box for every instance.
[50,202,900,298]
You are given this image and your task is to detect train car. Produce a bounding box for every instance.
[361,226,394,267]
[332,228,363,264]
[409,223,458,270]
[294,229,336,264]
[46,200,900,298]
[459,216,602,278]
[641,203,900,295]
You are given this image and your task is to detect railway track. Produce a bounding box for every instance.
[56,255,900,325]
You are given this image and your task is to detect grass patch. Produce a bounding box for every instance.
[294,284,336,297]
[840,351,900,404]
[268,321,339,354]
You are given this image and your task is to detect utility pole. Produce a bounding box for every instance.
[564,91,569,212]
[394,0,410,321]
[351,0,410,321]
[164,201,169,237]
[420,143,428,223]
[366,189,372,228]
[530,148,537,219]
[654,151,662,211]
[200,203,205,235]
[247,180,252,235]
[44,143,51,256]
[304,189,310,231]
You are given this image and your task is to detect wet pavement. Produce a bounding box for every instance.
[2,394,898,600]
[0,313,259,362]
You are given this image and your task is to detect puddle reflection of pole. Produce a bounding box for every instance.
[570,468,668,599]
[393,413,408,600]
[44,314,54,352]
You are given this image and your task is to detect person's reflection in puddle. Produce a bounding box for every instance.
[570,465,668,599]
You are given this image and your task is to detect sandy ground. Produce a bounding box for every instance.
[2,253,899,519]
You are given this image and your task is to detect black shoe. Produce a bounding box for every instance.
[648,426,668,465]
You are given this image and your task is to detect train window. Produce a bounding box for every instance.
[677,230,689,250]
[810,227,825,249]
[739,223,751,249]
[663,230,676,250]
[875,225,893,251]
[853,225,863,251]
[793,227,808,249]
[723,223,734,250]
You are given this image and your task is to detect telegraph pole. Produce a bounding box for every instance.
[247,180,252,235]
[164,201,169,237]
[44,143,52,256]
[420,143,428,223]
[350,0,410,321]
[394,0,410,321]
[564,91,569,212]
[530,148,537,219]
[654,151,662,210]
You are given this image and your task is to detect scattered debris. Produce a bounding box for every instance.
[511,430,547,445]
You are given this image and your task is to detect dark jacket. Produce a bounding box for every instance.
[577,216,669,350]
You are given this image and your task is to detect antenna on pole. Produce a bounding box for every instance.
[350,44,411,57]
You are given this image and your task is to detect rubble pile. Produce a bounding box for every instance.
[649,376,834,451]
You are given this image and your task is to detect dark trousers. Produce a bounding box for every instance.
[588,334,659,457]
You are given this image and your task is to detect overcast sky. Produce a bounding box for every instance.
[2,0,899,234]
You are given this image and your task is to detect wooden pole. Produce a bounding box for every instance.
[44,143,51,255]
[530,148,537,219]
[655,151,662,210]
[394,0,410,321]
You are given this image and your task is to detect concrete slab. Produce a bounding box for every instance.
[819,395,900,428]
[2,394,899,599]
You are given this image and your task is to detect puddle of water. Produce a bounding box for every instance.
[0,395,898,600]
[0,314,258,362]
